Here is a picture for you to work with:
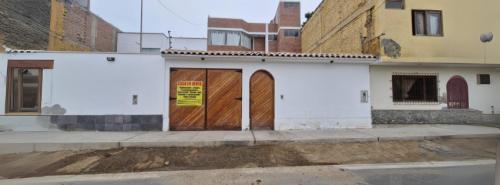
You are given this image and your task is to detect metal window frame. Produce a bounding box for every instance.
[391,73,440,104]
[477,74,491,85]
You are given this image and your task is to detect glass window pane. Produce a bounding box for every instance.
[284,29,299,37]
[425,76,438,101]
[210,31,226,45]
[284,2,299,8]
[241,33,252,49]
[413,12,425,35]
[21,69,40,112]
[427,12,441,35]
[141,48,161,53]
[392,75,438,102]
[386,0,404,9]
[226,32,241,46]
[9,68,20,112]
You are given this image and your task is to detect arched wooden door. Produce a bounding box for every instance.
[250,70,275,130]
[447,76,469,109]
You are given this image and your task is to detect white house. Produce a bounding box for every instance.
[117,32,207,53]
[370,64,500,124]
[0,51,376,131]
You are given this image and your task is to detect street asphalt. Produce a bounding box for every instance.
[344,161,495,185]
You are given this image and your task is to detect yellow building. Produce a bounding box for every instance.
[302,0,500,124]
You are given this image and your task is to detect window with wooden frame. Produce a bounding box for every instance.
[412,10,443,36]
[392,74,438,103]
[6,60,53,114]
[477,74,491,85]
[386,0,404,9]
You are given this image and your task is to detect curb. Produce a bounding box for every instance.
[337,159,496,170]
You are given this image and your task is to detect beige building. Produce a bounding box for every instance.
[302,0,500,124]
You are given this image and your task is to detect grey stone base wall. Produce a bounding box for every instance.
[373,109,500,125]
[50,115,163,131]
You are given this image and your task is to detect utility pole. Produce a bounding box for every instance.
[139,0,144,53]
[168,31,173,49]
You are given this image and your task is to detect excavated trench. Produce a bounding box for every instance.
[0,138,496,179]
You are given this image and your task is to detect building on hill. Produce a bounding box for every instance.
[0,0,120,52]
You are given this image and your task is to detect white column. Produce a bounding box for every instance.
[162,58,170,131]
[265,23,269,53]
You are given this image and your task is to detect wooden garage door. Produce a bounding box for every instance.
[207,69,242,130]
[250,70,274,130]
[169,68,242,131]
[169,69,206,131]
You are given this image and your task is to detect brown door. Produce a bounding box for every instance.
[206,69,242,130]
[169,69,206,131]
[447,76,469,109]
[250,70,275,130]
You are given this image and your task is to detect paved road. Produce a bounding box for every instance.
[344,162,495,185]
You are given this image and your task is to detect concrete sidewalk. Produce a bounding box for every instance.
[1,124,499,154]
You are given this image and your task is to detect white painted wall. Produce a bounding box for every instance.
[0,53,165,116]
[165,56,373,130]
[371,65,500,114]
[0,52,373,131]
[117,33,207,53]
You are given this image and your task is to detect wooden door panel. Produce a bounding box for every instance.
[169,69,206,131]
[250,71,275,130]
[207,69,242,130]
[447,76,469,109]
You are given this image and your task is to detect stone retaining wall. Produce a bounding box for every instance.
[373,109,500,125]
[50,115,163,131]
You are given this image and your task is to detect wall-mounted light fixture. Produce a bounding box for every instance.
[480,32,494,43]
[330,60,335,64]
[106,57,116,62]
[201,57,205,61]
[480,32,494,64]
[261,58,266,63]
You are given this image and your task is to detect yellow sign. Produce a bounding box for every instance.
[176,81,203,106]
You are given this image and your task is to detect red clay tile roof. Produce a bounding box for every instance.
[163,50,377,59]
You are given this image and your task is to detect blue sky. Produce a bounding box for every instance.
[90,0,322,38]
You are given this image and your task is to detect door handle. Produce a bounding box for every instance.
[170,97,177,100]
[235,97,242,101]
